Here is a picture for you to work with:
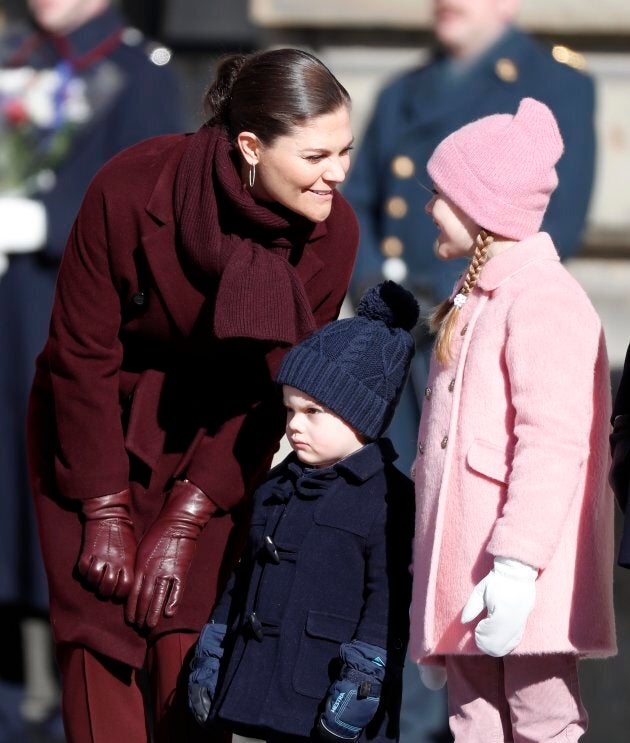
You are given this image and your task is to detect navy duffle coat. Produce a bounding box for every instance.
[210,439,415,741]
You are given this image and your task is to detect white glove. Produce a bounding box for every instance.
[461,556,537,657]
[418,663,447,690]
[0,197,47,253]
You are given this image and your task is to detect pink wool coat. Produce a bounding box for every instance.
[409,233,616,661]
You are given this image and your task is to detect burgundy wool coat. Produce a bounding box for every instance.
[27,133,358,669]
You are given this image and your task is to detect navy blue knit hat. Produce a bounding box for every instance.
[276,281,419,439]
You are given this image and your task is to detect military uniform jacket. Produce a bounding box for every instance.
[210,440,415,740]
[345,26,595,303]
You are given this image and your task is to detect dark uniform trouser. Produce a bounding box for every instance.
[56,632,229,743]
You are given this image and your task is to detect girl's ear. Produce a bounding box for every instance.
[236,131,261,166]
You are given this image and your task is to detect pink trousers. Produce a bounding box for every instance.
[445,654,588,742]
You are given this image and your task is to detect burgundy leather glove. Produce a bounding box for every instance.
[125,479,216,629]
[77,489,136,600]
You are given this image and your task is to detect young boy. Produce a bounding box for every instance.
[188,281,418,743]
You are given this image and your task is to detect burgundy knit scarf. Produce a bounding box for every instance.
[174,125,318,345]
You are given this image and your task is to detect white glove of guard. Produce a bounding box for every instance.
[418,663,447,690]
[461,556,537,657]
[0,197,47,255]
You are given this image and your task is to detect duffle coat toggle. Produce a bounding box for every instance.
[247,463,342,638]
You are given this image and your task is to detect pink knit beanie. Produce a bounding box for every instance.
[427,98,564,240]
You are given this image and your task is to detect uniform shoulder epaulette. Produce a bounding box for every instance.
[121,26,173,66]
[551,44,588,72]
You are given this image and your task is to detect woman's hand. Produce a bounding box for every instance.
[461,556,537,657]
[125,479,216,629]
[78,489,136,599]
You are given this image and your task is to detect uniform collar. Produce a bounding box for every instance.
[46,7,124,57]
[403,26,529,128]
[476,232,559,291]
[55,8,124,56]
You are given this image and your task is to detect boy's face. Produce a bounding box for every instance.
[283,386,365,468]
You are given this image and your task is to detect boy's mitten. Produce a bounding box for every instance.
[318,640,386,742]
[461,556,537,657]
[188,621,227,727]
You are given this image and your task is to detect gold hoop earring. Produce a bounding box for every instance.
[248,163,256,188]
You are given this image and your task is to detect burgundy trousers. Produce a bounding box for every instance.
[56,632,228,743]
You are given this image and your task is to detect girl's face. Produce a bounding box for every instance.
[283,386,364,468]
[247,106,353,223]
[425,188,479,260]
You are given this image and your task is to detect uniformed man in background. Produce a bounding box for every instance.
[344,1,595,741]
[0,1,184,739]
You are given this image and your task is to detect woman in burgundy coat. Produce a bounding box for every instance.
[27,48,358,743]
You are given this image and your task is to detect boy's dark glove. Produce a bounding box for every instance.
[188,622,227,727]
[318,640,386,742]
[77,489,136,599]
[125,479,216,629]
[610,413,630,510]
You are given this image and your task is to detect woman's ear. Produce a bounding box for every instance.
[236,131,261,166]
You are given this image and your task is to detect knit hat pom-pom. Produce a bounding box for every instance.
[357,280,419,331]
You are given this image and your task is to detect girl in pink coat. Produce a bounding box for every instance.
[409,98,616,741]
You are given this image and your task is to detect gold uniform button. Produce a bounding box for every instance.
[424,386,432,400]
[391,155,415,179]
[552,45,587,72]
[495,57,518,83]
[441,436,448,449]
[380,236,404,258]
[386,196,408,219]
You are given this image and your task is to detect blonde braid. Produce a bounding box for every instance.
[431,230,494,365]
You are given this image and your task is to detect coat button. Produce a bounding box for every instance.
[385,196,408,219]
[424,387,432,400]
[495,57,519,82]
[132,291,146,307]
[391,155,415,179]
[448,378,455,392]
[441,436,448,449]
[380,236,404,258]
[418,441,424,455]
[263,535,280,564]
[247,612,264,641]
[382,257,408,283]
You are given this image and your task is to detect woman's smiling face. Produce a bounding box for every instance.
[246,105,354,223]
